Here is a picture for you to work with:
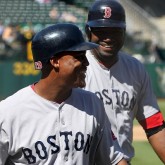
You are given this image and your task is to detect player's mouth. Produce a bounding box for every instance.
[99,42,114,50]
[100,45,114,52]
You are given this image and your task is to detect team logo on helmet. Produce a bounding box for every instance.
[35,61,43,70]
[103,7,112,18]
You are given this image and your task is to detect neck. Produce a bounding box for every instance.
[33,79,72,104]
[92,49,118,69]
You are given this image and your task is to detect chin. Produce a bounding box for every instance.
[99,45,120,55]
[73,72,86,88]
[99,49,113,56]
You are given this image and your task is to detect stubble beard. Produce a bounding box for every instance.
[73,72,86,88]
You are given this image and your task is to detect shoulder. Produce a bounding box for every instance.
[119,51,143,65]
[0,85,36,128]
[0,86,32,113]
[118,51,147,73]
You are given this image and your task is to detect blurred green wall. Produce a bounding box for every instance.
[0,61,41,99]
[0,62,165,99]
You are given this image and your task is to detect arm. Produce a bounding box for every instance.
[139,112,165,163]
[148,128,165,163]
[136,63,165,163]
[117,158,128,165]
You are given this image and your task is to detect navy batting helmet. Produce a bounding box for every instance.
[32,23,98,69]
[86,0,126,28]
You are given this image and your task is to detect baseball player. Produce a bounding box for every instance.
[0,23,128,165]
[84,0,165,164]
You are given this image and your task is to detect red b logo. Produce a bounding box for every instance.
[103,7,112,18]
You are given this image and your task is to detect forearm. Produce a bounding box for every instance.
[148,128,165,163]
[116,158,128,165]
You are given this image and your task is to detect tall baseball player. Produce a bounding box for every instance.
[0,23,128,165]
[84,0,165,164]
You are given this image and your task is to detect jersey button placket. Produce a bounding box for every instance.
[59,105,65,126]
[59,104,71,163]
[61,118,65,125]
[64,155,68,161]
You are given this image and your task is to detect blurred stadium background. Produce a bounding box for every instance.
[0,0,165,99]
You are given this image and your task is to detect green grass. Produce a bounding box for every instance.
[131,99,165,165]
[158,99,165,117]
[131,141,163,165]
[158,99,165,108]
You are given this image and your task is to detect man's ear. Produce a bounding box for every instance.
[50,57,60,70]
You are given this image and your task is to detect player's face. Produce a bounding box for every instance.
[58,51,89,88]
[90,27,125,57]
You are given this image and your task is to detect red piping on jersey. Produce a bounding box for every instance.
[139,112,164,130]
[31,84,35,91]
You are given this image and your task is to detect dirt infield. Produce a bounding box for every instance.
[133,125,147,141]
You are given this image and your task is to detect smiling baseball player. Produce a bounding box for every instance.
[0,23,127,165]
[84,0,165,164]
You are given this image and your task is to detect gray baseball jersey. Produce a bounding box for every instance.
[84,50,160,161]
[0,86,123,165]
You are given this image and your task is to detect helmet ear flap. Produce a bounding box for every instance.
[85,24,91,41]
